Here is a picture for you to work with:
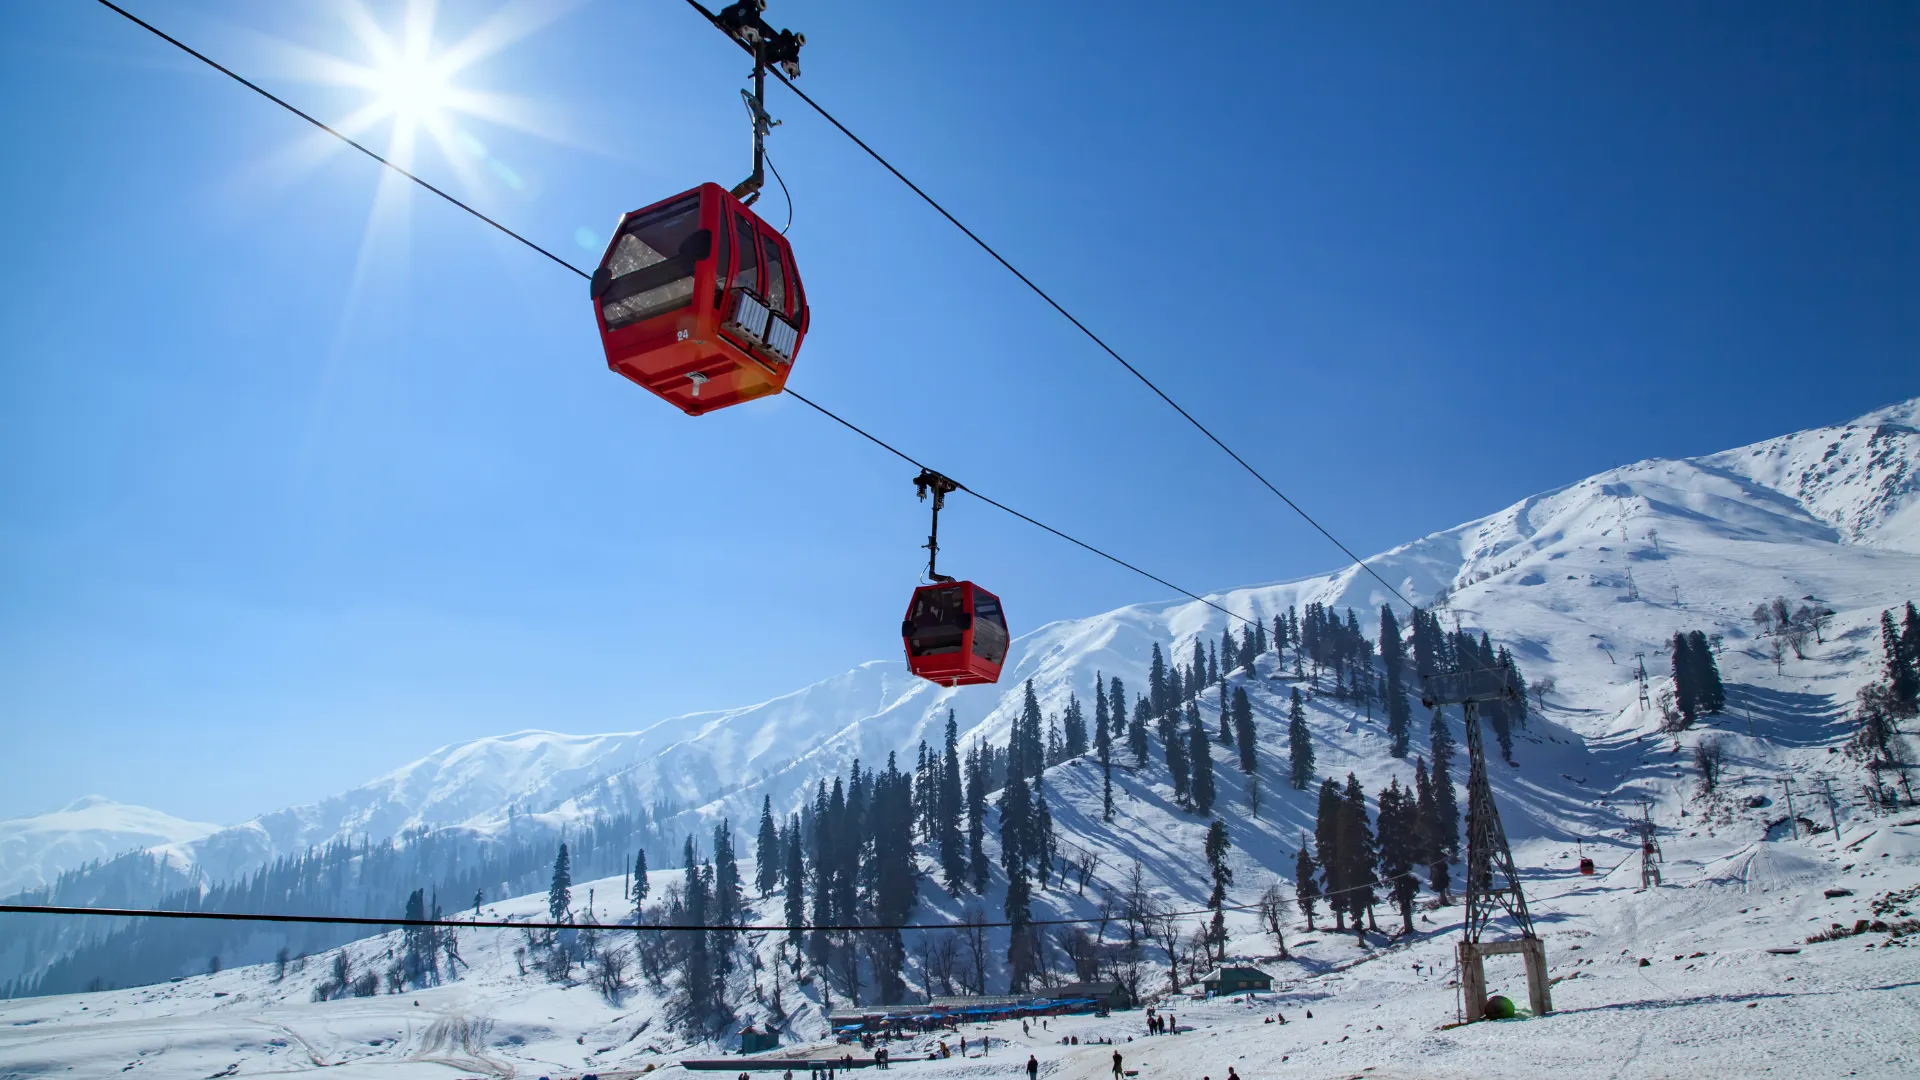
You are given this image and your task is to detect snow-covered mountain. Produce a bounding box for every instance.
[0,797,219,897]
[14,398,1919,893]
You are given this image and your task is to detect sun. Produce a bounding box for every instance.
[370,50,453,128]
[265,0,577,180]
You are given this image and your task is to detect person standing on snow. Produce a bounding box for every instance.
[1027,1054,1039,1080]
[1112,1050,1123,1079]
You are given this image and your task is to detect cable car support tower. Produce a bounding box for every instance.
[1423,666,1551,1022]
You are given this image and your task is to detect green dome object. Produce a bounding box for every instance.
[1484,995,1517,1019]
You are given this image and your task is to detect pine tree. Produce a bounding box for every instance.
[1339,774,1378,941]
[1220,628,1236,676]
[1888,610,1920,717]
[783,819,805,945]
[681,836,715,1021]
[1287,688,1315,790]
[1208,640,1220,687]
[1232,686,1257,772]
[1377,779,1418,934]
[1314,779,1345,930]
[1109,675,1127,740]
[940,712,967,890]
[1095,677,1115,822]
[1670,631,1700,725]
[871,753,917,1003]
[1149,644,1169,720]
[1129,696,1151,768]
[756,797,780,897]
[1381,605,1411,757]
[963,745,989,892]
[1064,692,1089,758]
[712,820,741,928]
[1218,678,1233,745]
[1018,680,1045,779]
[1428,709,1460,864]
[1033,783,1055,889]
[1294,839,1320,930]
[1688,630,1725,713]
[1192,639,1210,691]
[1205,819,1232,959]
[631,849,650,906]
[1253,618,1268,657]
[548,842,573,921]
[1187,703,1215,815]
[1166,699,1192,806]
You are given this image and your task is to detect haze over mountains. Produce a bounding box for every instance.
[7,397,1915,898]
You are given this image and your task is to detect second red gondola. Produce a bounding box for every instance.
[902,581,1008,687]
[590,182,808,415]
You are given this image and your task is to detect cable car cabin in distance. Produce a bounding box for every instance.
[902,582,1009,687]
[590,183,808,415]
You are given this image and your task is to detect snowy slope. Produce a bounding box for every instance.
[0,798,219,898]
[5,399,1920,1076]
[14,398,1920,891]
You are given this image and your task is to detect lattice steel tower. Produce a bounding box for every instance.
[1422,666,1551,1022]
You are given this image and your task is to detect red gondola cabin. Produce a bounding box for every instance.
[590,183,808,415]
[902,582,1009,687]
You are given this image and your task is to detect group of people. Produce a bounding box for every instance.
[1143,1007,1177,1036]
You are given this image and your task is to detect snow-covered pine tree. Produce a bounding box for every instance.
[1381,605,1411,757]
[1187,703,1215,815]
[940,711,967,890]
[1314,779,1345,930]
[1428,709,1460,864]
[1288,687,1315,790]
[1130,695,1151,767]
[1204,819,1232,959]
[783,818,805,945]
[1339,773,1378,941]
[756,797,780,897]
[548,842,572,922]
[1233,686,1256,772]
[1294,839,1320,930]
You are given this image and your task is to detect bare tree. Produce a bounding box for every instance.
[1809,605,1835,644]
[1768,636,1788,675]
[928,933,960,997]
[961,906,990,995]
[1106,940,1144,1005]
[1785,607,1814,659]
[594,946,631,1002]
[1854,684,1901,763]
[1181,926,1212,986]
[1657,688,1685,733]
[1257,883,1289,959]
[1246,773,1262,817]
[1532,675,1556,712]
[1143,904,1190,995]
[1063,928,1101,982]
[1693,737,1727,794]
[1120,859,1150,947]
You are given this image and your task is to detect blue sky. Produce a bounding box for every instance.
[1,0,1913,825]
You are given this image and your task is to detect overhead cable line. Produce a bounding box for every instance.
[0,864,1437,935]
[680,0,1415,611]
[88,0,1255,629]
